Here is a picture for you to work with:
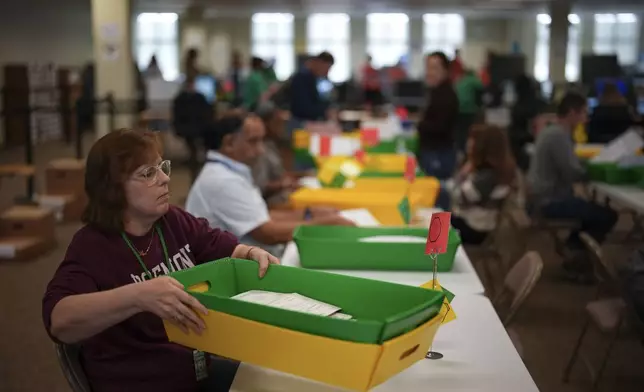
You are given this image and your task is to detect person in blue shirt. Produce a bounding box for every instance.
[288,51,334,124]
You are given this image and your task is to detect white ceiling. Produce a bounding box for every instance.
[134,0,644,15]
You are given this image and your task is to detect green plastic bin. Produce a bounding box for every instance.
[365,140,398,153]
[171,259,445,344]
[586,162,612,182]
[293,148,316,169]
[293,226,461,272]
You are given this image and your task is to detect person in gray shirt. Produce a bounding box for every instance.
[527,92,617,280]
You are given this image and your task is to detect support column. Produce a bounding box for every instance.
[91,0,135,137]
[548,0,572,84]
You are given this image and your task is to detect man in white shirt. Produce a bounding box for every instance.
[185,114,353,256]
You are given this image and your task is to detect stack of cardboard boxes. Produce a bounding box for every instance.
[0,205,56,261]
[38,158,87,222]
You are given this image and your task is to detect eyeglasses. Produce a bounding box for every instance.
[133,160,171,186]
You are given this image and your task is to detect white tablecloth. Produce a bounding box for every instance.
[591,182,644,214]
[280,241,485,296]
[230,295,539,392]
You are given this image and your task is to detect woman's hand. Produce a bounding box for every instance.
[317,215,357,227]
[309,206,339,218]
[236,245,280,278]
[136,277,208,335]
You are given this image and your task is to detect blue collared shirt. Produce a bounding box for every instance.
[185,151,283,256]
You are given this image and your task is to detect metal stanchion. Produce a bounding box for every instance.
[107,93,115,132]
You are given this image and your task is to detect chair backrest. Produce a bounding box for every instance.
[54,343,92,392]
[580,232,644,338]
[495,251,544,326]
[579,232,620,286]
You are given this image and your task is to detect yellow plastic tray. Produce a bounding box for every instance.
[165,308,441,392]
[352,178,440,207]
[317,154,408,173]
[290,188,423,225]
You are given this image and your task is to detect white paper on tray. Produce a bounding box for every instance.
[592,129,644,163]
[298,176,322,189]
[232,290,341,317]
[358,235,426,243]
[339,209,381,227]
[0,244,17,259]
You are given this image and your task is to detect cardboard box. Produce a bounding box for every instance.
[38,193,87,222]
[0,206,55,241]
[45,158,85,196]
[0,236,55,261]
[165,310,442,392]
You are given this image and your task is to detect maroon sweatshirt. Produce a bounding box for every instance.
[42,205,239,392]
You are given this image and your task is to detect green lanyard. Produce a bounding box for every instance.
[121,224,171,280]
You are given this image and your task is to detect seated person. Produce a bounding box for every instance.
[510,74,547,171]
[172,75,214,183]
[587,83,636,144]
[253,103,313,207]
[449,124,515,245]
[185,114,354,257]
[42,129,278,392]
[527,92,618,282]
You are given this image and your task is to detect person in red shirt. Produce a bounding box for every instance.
[42,129,279,392]
[361,55,383,106]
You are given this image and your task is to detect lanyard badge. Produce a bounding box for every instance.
[193,350,208,381]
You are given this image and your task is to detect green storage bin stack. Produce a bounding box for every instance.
[586,162,612,182]
[171,259,445,344]
[293,226,461,272]
[359,171,427,178]
[587,162,644,185]
[604,165,637,184]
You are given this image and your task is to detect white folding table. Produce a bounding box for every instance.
[230,295,539,392]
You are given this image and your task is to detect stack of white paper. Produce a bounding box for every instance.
[358,235,426,244]
[592,129,644,163]
[308,134,361,157]
[232,290,350,318]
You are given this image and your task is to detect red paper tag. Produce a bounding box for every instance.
[319,135,331,157]
[404,155,416,183]
[354,150,366,165]
[425,212,451,255]
[360,128,379,147]
[396,107,409,119]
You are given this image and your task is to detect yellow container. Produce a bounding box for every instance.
[290,188,423,225]
[352,177,440,207]
[317,154,408,173]
[165,310,442,392]
[292,129,310,149]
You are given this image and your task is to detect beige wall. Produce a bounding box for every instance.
[0,0,93,84]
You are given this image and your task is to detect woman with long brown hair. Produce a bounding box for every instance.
[449,124,516,244]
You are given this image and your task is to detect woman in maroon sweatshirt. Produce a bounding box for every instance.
[42,129,279,392]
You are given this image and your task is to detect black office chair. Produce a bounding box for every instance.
[54,343,92,392]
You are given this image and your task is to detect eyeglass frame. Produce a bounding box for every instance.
[130,160,172,186]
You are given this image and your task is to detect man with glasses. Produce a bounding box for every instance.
[186,114,354,256]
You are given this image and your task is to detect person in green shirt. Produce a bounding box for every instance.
[454,69,484,153]
[262,59,278,84]
[243,57,269,111]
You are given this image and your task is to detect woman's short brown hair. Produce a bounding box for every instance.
[82,129,162,232]
[469,124,516,185]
